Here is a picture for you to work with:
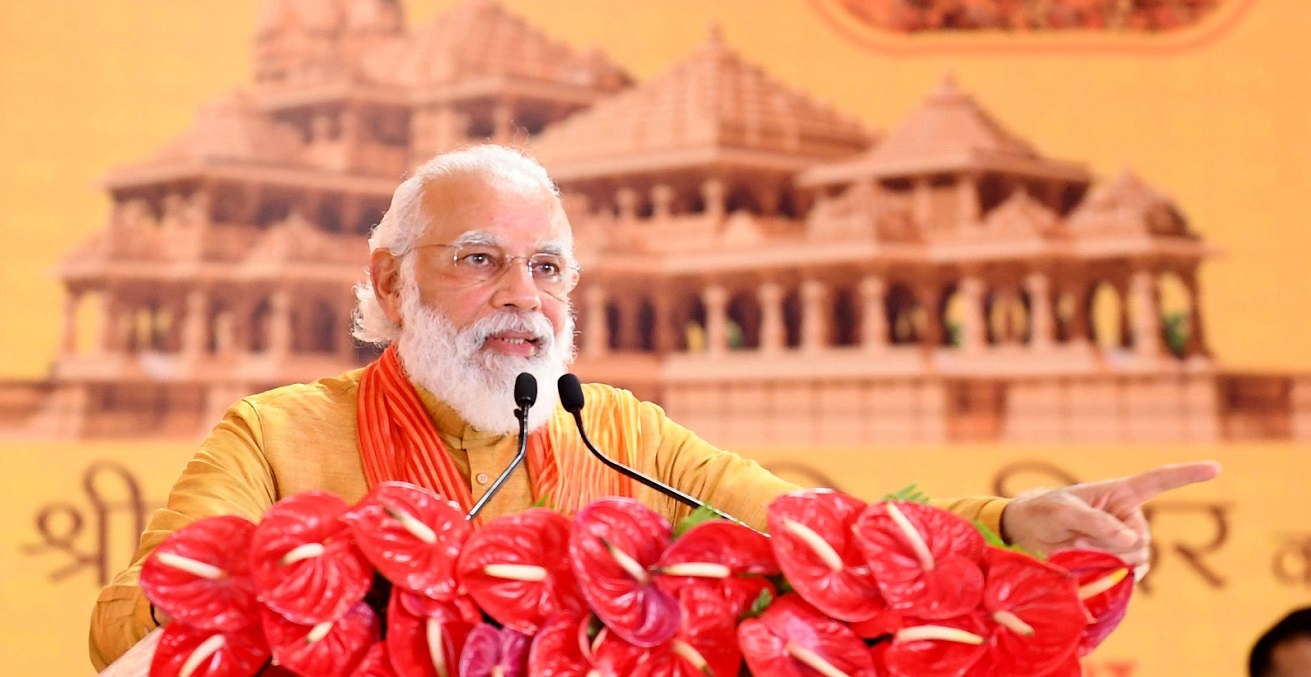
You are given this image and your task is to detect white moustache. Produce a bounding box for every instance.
[469,312,555,349]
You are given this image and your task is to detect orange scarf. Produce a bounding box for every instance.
[356,345,634,518]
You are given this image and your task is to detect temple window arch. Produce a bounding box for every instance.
[682,296,708,352]
[249,297,272,353]
[300,299,339,354]
[940,284,964,348]
[635,298,657,352]
[885,283,923,345]
[726,290,762,350]
[1157,271,1191,359]
[317,193,344,233]
[1089,280,1126,351]
[726,184,762,214]
[354,199,389,235]
[255,193,293,228]
[986,287,1031,345]
[831,285,861,347]
[783,287,804,348]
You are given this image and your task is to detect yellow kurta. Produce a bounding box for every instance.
[88,370,1008,670]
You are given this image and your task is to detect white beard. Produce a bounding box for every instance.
[394,287,574,435]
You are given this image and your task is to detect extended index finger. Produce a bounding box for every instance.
[1119,461,1222,502]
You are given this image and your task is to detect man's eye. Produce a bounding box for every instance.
[459,252,497,267]
[532,260,562,277]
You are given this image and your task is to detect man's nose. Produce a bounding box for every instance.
[490,258,542,312]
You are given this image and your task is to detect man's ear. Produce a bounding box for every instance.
[369,249,405,326]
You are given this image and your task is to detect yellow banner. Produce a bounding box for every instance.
[3,439,1308,676]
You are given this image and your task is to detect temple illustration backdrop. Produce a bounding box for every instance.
[3,0,1301,447]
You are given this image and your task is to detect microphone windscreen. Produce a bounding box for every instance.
[557,374,585,413]
[514,373,538,408]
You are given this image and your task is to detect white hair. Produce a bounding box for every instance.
[350,144,562,346]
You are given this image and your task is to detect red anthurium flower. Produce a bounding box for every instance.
[351,642,400,677]
[141,515,260,633]
[766,489,886,622]
[587,584,745,677]
[250,491,373,625]
[591,624,727,677]
[387,589,480,677]
[881,614,990,677]
[569,498,679,647]
[655,520,776,609]
[261,601,380,677]
[587,628,642,677]
[669,583,751,677]
[527,613,594,677]
[852,501,985,620]
[458,624,531,677]
[848,609,906,641]
[1048,549,1134,654]
[149,622,269,677]
[341,482,471,600]
[458,508,588,635]
[737,594,878,677]
[979,548,1084,676]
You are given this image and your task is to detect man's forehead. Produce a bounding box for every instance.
[417,172,572,244]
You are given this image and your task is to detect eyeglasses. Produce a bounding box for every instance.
[405,243,579,297]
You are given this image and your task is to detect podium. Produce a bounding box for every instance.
[98,628,160,677]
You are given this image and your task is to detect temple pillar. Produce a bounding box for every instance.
[859,275,888,353]
[958,276,986,353]
[993,285,1022,345]
[615,298,642,351]
[616,188,639,223]
[651,294,676,354]
[583,285,608,358]
[703,284,729,357]
[701,178,725,221]
[1130,270,1163,358]
[1182,269,1209,358]
[652,184,674,221]
[1025,272,1054,350]
[758,282,785,355]
[492,100,515,145]
[916,282,944,353]
[60,290,81,355]
[267,287,293,358]
[214,303,235,356]
[800,279,830,353]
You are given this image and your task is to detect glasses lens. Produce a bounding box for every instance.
[443,244,576,295]
[450,245,505,281]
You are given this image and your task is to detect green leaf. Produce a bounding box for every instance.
[530,495,553,509]
[739,587,774,621]
[883,484,931,504]
[673,505,723,538]
[973,520,1043,560]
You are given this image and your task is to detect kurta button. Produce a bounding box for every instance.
[476,472,490,485]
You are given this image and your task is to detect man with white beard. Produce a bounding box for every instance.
[89,144,1219,670]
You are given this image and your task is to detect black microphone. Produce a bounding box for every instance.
[556,373,764,535]
[466,373,537,521]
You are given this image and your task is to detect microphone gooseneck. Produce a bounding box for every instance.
[556,374,764,535]
[466,372,538,521]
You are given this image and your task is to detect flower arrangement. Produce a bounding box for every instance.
[139,482,1133,677]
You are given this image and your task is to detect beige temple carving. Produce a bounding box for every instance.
[5,0,1308,444]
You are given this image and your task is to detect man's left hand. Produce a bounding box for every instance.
[999,461,1221,577]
